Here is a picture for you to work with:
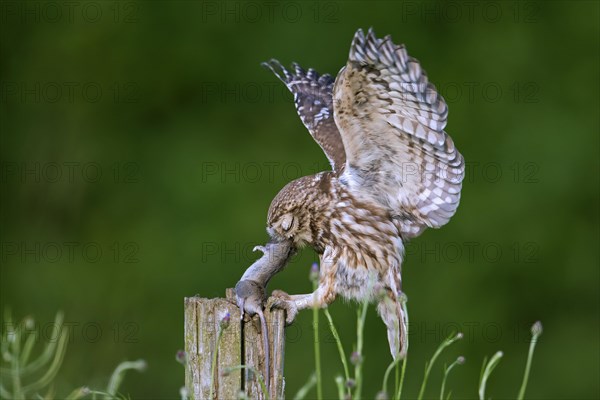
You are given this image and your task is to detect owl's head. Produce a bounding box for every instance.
[266,174,331,247]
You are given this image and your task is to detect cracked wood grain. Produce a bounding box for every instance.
[184,290,285,399]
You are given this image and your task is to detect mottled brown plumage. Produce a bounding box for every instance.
[235,28,464,360]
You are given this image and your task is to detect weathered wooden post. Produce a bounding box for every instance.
[184,289,285,399]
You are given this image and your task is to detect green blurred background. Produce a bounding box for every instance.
[1,1,598,398]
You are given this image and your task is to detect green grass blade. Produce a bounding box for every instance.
[293,372,317,400]
[208,329,224,400]
[21,326,70,394]
[394,295,409,400]
[440,357,465,400]
[334,376,345,400]
[311,264,323,400]
[478,351,503,400]
[353,274,378,400]
[323,308,350,389]
[19,328,37,367]
[353,298,369,400]
[394,355,408,400]
[66,387,92,400]
[105,359,147,398]
[517,321,543,400]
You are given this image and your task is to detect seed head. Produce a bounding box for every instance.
[220,312,231,330]
[531,321,543,337]
[375,391,389,400]
[175,350,187,365]
[350,351,363,365]
[310,263,320,282]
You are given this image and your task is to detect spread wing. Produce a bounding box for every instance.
[333,29,465,238]
[262,60,346,172]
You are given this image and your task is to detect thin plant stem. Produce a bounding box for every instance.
[382,357,401,396]
[395,355,408,400]
[11,326,22,400]
[323,308,351,394]
[394,361,400,398]
[354,276,378,400]
[417,332,463,400]
[313,305,322,399]
[395,295,409,400]
[19,318,37,367]
[105,359,146,397]
[257,310,270,391]
[209,329,225,400]
[293,372,317,400]
[478,351,503,400]
[312,276,323,400]
[517,321,543,400]
[440,357,464,400]
[354,298,369,400]
[334,376,345,400]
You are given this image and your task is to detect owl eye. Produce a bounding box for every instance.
[281,214,295,231]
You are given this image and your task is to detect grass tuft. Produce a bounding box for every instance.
[291,264,543,400]
[0,309,145,400]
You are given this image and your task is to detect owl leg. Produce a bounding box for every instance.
[377,291,408,360]
[269,285,336,325]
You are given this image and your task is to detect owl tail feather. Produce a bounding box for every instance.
[377,293,409,360]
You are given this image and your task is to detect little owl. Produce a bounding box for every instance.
[235,28,465,361]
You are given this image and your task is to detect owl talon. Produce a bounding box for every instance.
[268,291,298,325]
[271,289,292,300]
